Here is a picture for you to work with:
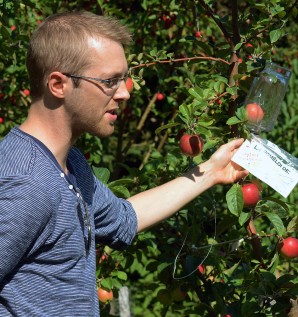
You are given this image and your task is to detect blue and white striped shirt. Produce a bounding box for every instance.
[0,127,138,316]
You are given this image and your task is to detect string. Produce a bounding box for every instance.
[172,232,254,279]
[172,191,253,280]
[172,194,218,280]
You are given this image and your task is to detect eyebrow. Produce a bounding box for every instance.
[99,68,129,79]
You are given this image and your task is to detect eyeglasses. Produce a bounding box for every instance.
[63,72,128,92]
[75,187,92,256]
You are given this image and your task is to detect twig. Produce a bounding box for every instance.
[121,93,157,156]
[130,56,229,72]
[197,0,234,49]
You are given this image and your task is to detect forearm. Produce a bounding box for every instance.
[128,161,216,232]
[128,138,248,232]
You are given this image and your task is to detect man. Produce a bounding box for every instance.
[0,11,248,316]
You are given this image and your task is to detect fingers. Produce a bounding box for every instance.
[232,161,249,174]
[228,138,245,151]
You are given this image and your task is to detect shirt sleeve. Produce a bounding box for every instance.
[0,176,54,283]
[93,177,138,250]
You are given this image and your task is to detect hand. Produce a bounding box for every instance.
[207,138,249,185]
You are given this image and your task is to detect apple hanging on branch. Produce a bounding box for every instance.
[279,237,298,259]
[197,264,205,274]
[125,77,134,93]
[179,133,204,157]
[241,182,261,208]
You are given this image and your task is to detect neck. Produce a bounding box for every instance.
[19,100,75,173]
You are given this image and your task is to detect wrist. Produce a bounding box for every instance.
[195,160,218,188]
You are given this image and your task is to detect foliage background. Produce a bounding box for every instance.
[1,1,298,316]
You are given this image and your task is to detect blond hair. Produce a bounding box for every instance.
[26,11,132,99]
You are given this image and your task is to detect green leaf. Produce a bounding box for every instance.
[92,167,110,184]
[239,211,251,226]
[133,79,141,90]
[108,185,130,199]
[100,278,113,289]
[226,86,238,95]
[268,252,279,273]
[263,212,285,236]
[137,53,143,60]
[261,197,289,214]
[157,261,172,273]
[149,49,156,57]
[155,122,180,135]
[287,216,298,233]
[270,29,282,44]
[202,138,220,151]
[234,42,243,50]
[117,271,128,281]
[179,103,192,119]
[108,178,134,187]
[235,106,247,121]
[223,260,241,277]
[195,125,212,137]
[226,116,243,125]
[188,87,203,100]
[111,279,123,289]
[197,119,214,127]
[226,184,244,216]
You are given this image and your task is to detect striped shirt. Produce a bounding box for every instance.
[0,127,138,316]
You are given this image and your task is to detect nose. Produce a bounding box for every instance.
[113,79,130,101]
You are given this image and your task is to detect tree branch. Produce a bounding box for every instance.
[130,55,229,72]
[197,0,234,49]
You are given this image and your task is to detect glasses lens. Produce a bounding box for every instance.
[104,78,120,89]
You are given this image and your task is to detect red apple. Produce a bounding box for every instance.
[0,117,3,124]
[97,288,113,303]
[99,254,109,263]
[23,89,30,96]
[125,77,133,93]
[241,183,261,207]
[10,25,16,31]
[198,264,205,274]
[162,15,173,29]
[245,103,264,123]
[195,31,202,38]
[280,237,298,259]
[156,92,164,101]
[179,134,204,157]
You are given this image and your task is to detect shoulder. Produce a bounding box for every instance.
[0,128,36,176]
[0,175,58,223]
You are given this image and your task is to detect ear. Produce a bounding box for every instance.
[47,72,69,99]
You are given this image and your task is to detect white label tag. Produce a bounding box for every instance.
[232,135,298,198]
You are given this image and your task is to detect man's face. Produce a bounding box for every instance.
[64,37,130,139]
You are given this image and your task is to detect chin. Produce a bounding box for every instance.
[93,128,115,138]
